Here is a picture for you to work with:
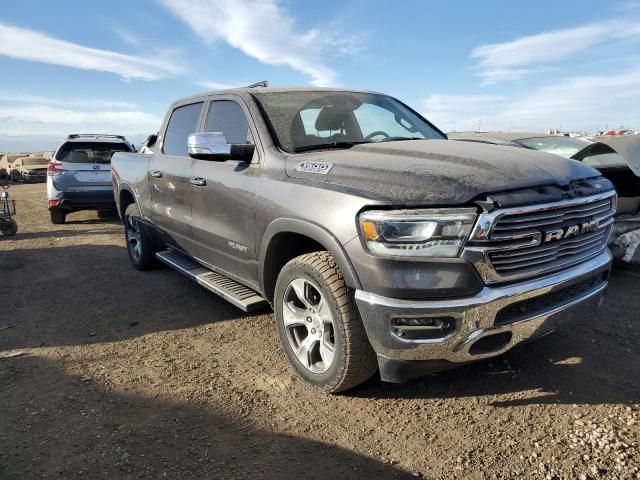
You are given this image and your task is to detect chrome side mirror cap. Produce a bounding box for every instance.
[188,132,232,160]
[188,132,255,162]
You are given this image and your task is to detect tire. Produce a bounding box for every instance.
[274,251,377,393]
[10,172,18,182]
[50,208,66,224]
[124,203,156,270]
[0,219,18,236]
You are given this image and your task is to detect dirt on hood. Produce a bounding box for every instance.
[286,139,602,205]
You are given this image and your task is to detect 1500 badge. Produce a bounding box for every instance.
[295,161,333,175]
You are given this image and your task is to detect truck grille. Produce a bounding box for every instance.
[491,197,612,235]
[465,191,616,283]
[489,223,611,276]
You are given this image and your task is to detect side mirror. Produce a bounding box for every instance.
[188,132,254,162]
[146,133,158,148]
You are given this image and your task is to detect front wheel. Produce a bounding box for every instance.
[124,203,156,270]
[274,251,377,393]
[0,219,17,236]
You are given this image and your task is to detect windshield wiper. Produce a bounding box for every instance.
[293,141,369,153]
[379,136,424,143]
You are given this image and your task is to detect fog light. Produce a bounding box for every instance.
[391,316,455,341]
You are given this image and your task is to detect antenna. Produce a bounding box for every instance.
[246,80,269,88]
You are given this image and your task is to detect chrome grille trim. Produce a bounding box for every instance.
[492,200,612,231]
[463,190,616,284]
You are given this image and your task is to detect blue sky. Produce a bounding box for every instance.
[1,0,639,151]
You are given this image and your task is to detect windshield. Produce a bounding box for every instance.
[515,136,591,158]
[253,91,444,153]
[55,142,132,163]
[23,158,46,166]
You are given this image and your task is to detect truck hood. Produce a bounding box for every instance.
[285,139,601,204]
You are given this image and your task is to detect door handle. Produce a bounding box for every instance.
[150,170,163,178]
[189,177,207,187]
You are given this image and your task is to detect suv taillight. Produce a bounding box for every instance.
[47,160,65,175]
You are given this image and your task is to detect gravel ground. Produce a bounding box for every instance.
[1,182,638,480]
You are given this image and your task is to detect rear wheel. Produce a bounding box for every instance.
[124,203,156,270]
[50,208,66,224]
[0,220,17,236]
[275,251,377,393]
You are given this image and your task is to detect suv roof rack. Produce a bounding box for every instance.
[246,81,269,88]
[67,134,126,141]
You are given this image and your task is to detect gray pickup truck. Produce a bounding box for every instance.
[111,87,615,392]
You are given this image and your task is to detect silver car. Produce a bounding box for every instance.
[47,134,134,224]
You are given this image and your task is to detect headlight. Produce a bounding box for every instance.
[359,208,477,257]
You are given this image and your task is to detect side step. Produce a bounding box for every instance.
[155,250,268,312]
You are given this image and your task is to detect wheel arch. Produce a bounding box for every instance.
[259,218,361,303]
[118,187,137,222]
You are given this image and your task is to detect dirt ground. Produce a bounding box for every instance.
[1,182,638,480]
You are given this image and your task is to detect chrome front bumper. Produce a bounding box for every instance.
[355,250,612,382]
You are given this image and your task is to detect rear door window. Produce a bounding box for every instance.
[163,102,204,156]
[56,142,132,163]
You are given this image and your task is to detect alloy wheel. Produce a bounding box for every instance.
[282,278,336,374]
[126,215,142,262]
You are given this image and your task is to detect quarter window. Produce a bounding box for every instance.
[205,100,252,145]
[163,102,204,156]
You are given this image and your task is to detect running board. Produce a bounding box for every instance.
[155,250,267,312]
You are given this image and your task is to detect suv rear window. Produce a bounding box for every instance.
[55,142,132,163]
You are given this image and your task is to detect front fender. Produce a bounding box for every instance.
[258,217,361,292]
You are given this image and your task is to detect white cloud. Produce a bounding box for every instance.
[0,23,182,80]
[158,0,355,86]
[471,20,640,84]
[113,27,142,47]
[0,92,137,110]
[423,69,640,132]
[423,94,506,131]
[0,104,161,128]
[500,70,640,128]
[0,97,162,150]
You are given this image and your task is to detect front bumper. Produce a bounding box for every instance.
[355,250,612,383]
